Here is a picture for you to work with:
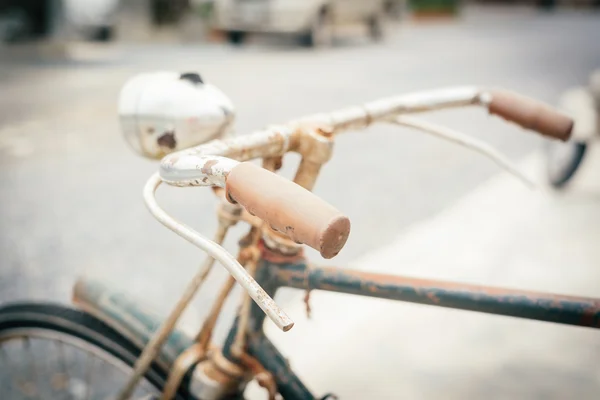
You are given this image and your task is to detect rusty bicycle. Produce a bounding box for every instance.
[1,71,598,400]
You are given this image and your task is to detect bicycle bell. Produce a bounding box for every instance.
[118,71,235,159]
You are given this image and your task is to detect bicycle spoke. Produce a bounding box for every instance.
[0,332,161,398]
[0,343,9,367]
[20,337,39,399]
[0,344,16,398]
[84,351,96,400]
[52,340,71,397]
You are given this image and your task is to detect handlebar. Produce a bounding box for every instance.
[148,86,574,332]
[158,85,573,259]
[160,86,573,174]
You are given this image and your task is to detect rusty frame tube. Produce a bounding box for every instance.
[223,319,316,400]
[269,261,600,328]
[221,256,600,400]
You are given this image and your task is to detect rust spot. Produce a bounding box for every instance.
[157,131,177,149]
[579,307,597,326]
[201,159,219,174]
[146,127,155,135]
[270,224,279,233]
[212,350,247,377]
[365,283,379,293]
[201,361,231,384]
[270,269,304,284]
[426,291,441,304]
[239,353,278,399]
[303,290,312,318]
[285,226,294,233]
[316,126,334,138]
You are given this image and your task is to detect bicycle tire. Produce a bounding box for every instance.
[0,302,189,400]
[545,141,587,189]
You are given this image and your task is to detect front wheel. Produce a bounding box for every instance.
[545,140,588,189]
[0,303,187,399]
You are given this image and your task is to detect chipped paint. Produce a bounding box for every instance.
[159,155,239,187]
[267,261,600,328]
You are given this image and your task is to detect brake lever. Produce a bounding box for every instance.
[143,172,294,332]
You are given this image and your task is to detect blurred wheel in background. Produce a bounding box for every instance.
[226,29,246,45]
[545,72,600,189]
[545,141,588,189]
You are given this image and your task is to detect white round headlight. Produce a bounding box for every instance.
[118,71,235,159]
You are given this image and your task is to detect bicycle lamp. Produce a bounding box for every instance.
[118,71,235,159]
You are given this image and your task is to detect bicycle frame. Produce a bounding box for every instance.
[213,245,600,400]
[90,83,590,399]
[72,242,600,399]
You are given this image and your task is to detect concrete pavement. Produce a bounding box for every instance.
[254,147,600,399]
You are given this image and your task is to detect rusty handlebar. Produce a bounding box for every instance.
[159,86,572,172]
[146,86,572,331]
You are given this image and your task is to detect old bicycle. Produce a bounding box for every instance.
[1,71,598,400]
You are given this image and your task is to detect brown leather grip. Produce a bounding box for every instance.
[225,162,350,259]
[488,89,573,141]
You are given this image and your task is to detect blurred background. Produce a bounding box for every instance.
[1,0,600,399]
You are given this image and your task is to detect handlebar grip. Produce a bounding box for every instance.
[225,162,350,259]
[488,89,573,141]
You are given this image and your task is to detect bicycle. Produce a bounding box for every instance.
[1,70,598,400]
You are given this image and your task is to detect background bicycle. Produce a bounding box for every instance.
[545,69,600,188]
